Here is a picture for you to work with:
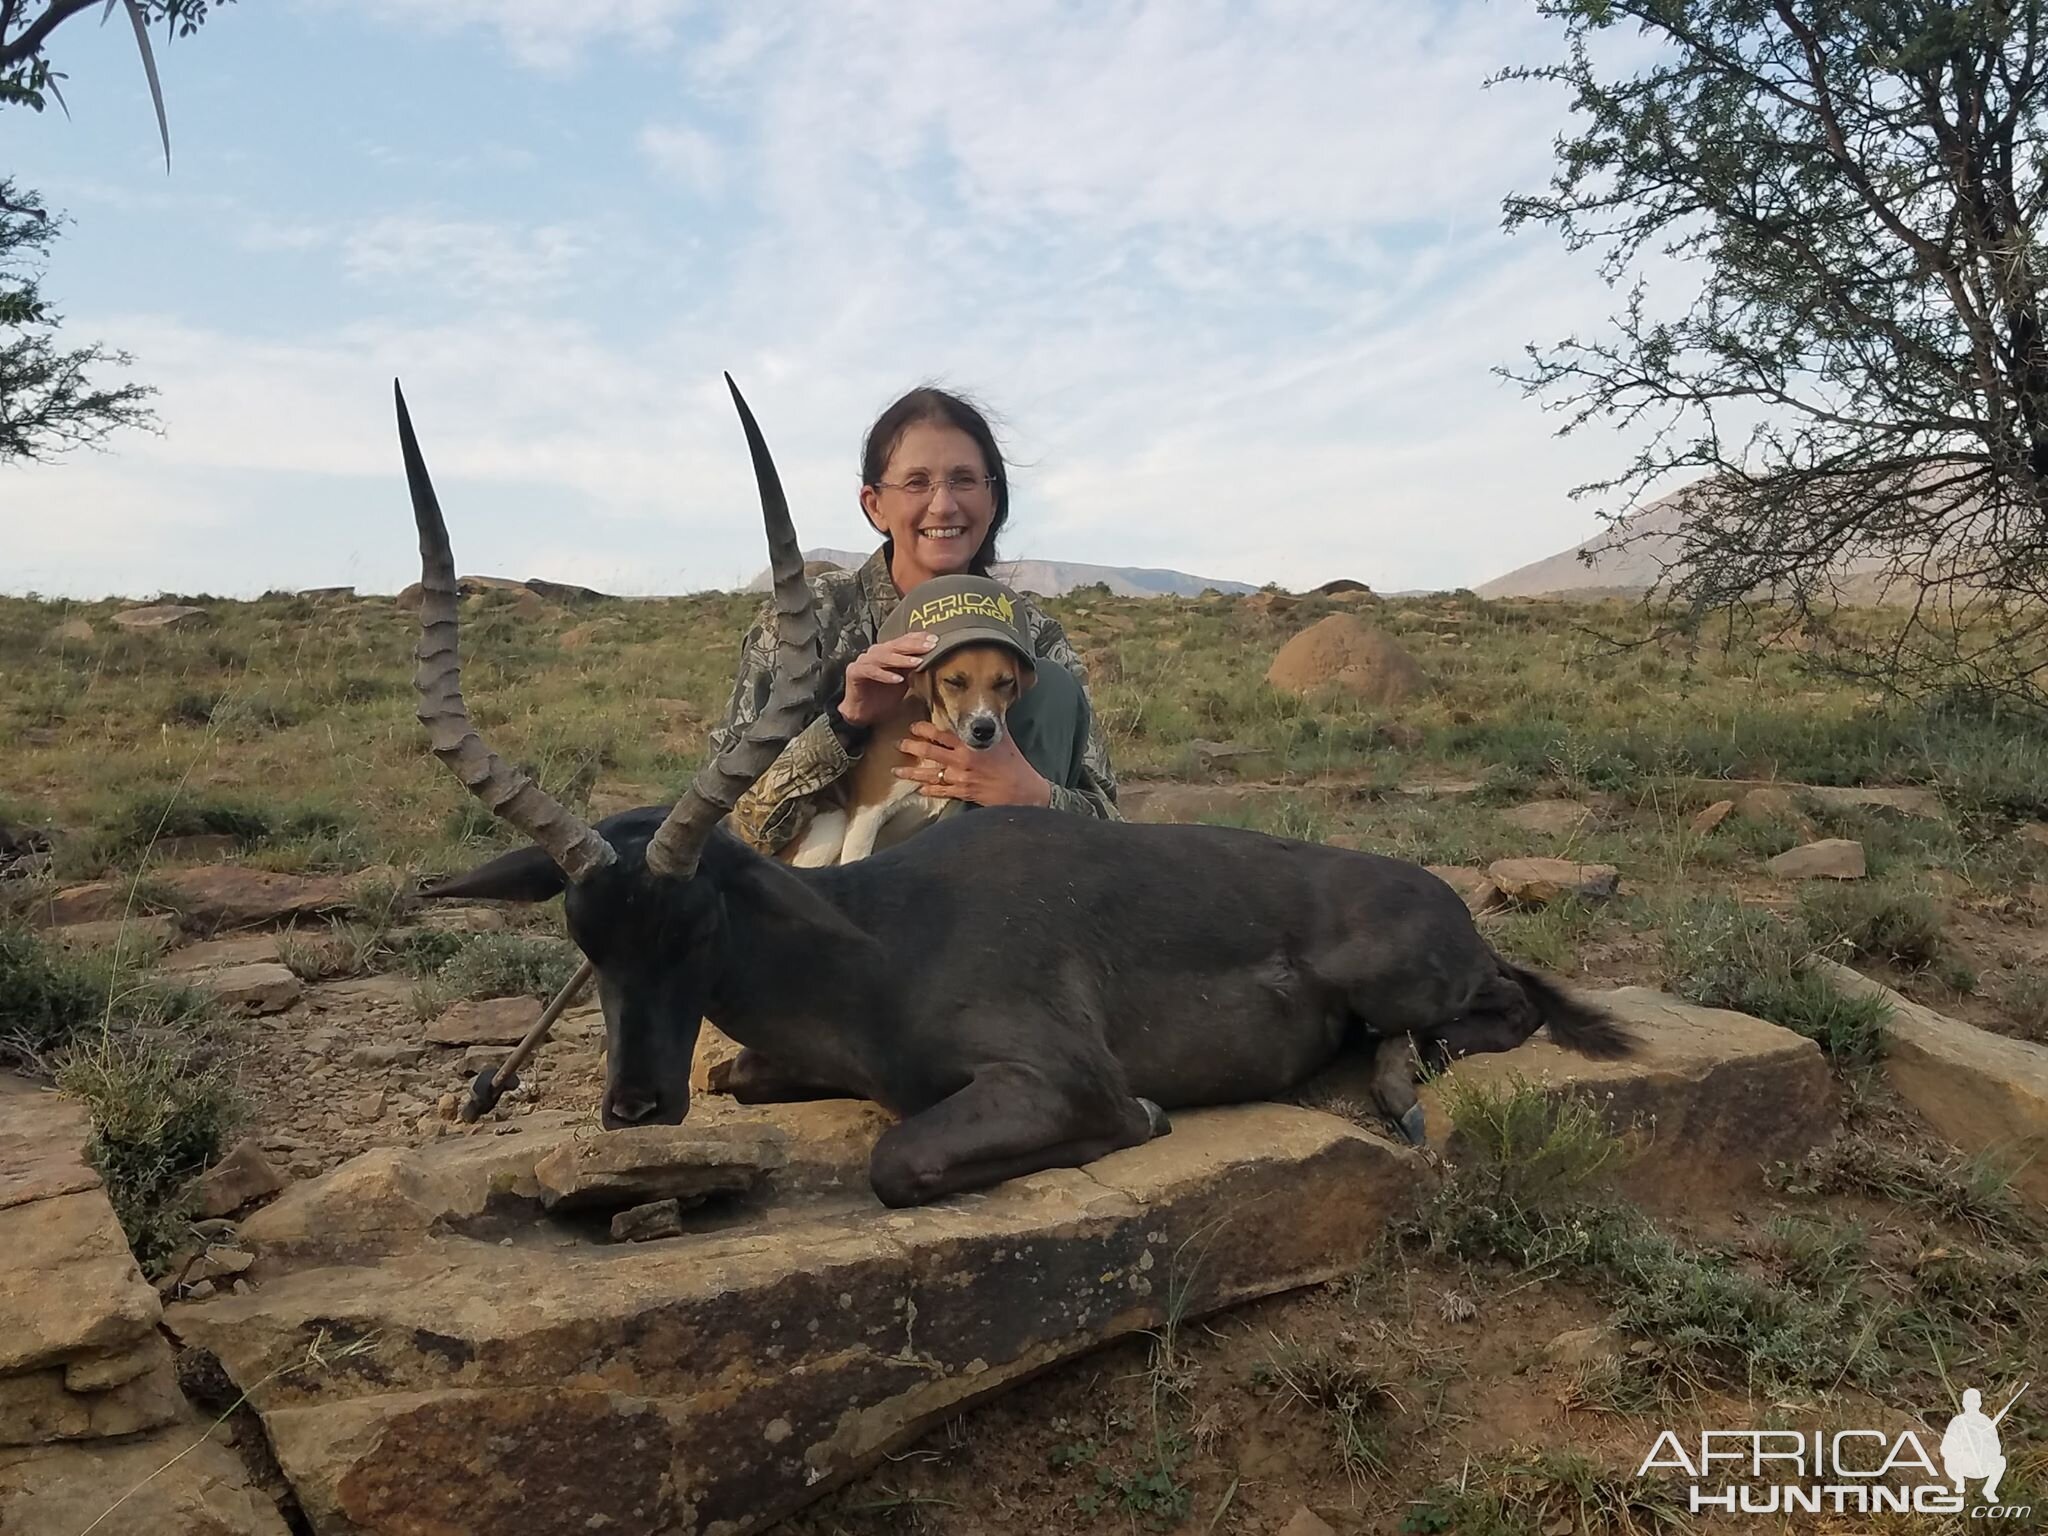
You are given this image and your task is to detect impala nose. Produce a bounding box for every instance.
[603,1088,661,1126]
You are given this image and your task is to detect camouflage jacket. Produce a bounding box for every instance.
[710,547,1121,853]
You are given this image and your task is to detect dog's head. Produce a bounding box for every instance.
[912,639,1033,749]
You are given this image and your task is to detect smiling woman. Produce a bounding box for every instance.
[708,385,1121,859]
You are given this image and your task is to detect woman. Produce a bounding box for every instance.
[711,385,1121,857]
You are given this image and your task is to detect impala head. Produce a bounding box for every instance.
[397,375,820,1129]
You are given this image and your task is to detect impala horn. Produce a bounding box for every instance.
[643,374,822,878]
[396,380,618,882]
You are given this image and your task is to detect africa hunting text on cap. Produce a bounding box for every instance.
[879,574,1036,672]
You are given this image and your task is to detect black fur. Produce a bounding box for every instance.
[426,803,1635,1206]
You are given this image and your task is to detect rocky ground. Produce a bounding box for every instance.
[4,585,2048,1533]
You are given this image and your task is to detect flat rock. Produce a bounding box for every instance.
[27,879,139,928]
[1736,786,1809,824]
[169,1106,1420,1536]
[1487,857,1620,906]
[1499,800,1593,837]
[427,995,541,1046]
[0,1420,291,1535]
[44,914,176,956]
[1418,987,1836,1200]
[1279,1510,1338,1536]
[160,932,282,972]
[0,1077,102,1212]
[533,1123,790,1213]
[0,1190,161,1375]
[1424,865,1506,916]
[193,961,303,1015]
[0,1338,184,1445]
[1811,960,2048,1205]
[1768,838,1866,880]
[235,1102,897,1267]
[1707,780,1944,821]
[156,866,361,929]
[194,1138,287,1219]
[45,617,95,644]
[316,973,417,1010]
[1691,799,1735,835]
[109,603,207,630]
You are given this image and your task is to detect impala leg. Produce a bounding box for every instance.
[868,1063,1165,1209]
[1365,1033,1427,1146]
[706,1047,857,1104]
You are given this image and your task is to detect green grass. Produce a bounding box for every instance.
[1659,894,1892,1065]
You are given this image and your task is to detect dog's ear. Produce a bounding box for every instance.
[1014,657,1037,695]
[907,666,937,708]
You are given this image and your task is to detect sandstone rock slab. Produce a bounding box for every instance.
[1487,857,1619,906]
[44,914,176,956]
[1691,799,1735,835]
[1768,838,1866,880]
[27,879,143,928]
[1419,987,1836,1199]
[0,1189,162,1374]
[170,1105,1420,1536]
[0,1337,183,1445]
[161,933,283,972]
[0,1421,291,1535]
[533,1123,790,1213]
[427,995,541,1046]
[1811,960,2048,1205]
[0,1077,101,1212]
[157,866,364,929]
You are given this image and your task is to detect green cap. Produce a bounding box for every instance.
[879,574,1036,672]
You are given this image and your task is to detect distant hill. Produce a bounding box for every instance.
[1476,481,1948,605]
[747,549,1257,599]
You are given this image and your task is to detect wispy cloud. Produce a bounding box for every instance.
[10,1,1647,599]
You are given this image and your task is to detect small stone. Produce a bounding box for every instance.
[350,1042,427,1069]
[1486,858,1620,907]
[47,617,96,644]
[1188,740,1276,778]
[1768,839,1866,881]
[193,1138,285,1218]
[435,1093,461,1121]
[184,1279,217,1302]
[1691,799,1735,835]
[1279,1510,1337,1536]
[1543,1325,1616,1368]
[610,1199,686,1243]
[192,962,302,1015]
[428,996,543,1047]
[2020,822,2048,848]
[345,1091,387,1124]
[1737,786,1807,823]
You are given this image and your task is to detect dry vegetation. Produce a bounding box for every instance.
[4,581,2048,1533]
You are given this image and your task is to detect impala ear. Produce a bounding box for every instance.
[421,845,568,905]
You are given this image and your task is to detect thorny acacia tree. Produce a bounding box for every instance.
[1503,1,2048,710]
[1,1,231,462]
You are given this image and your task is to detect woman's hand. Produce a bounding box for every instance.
[838,633,938,727]
[894,720,1052,808]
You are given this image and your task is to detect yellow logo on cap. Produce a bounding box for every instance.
[908,590,1015,630]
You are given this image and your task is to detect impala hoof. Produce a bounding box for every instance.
[1138,1098,1173,1138]
[1396,1103,1428,1147]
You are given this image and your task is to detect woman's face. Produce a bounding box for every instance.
[861,420,996,581]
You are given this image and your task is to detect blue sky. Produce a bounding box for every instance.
[7,0,1648,598]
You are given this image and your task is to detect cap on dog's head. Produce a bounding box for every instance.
[881,575,1035,749]
[879,574,1036,672]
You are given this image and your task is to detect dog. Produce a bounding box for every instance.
[785,575,1035,867]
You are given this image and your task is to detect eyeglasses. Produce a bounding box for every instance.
[871,472,996,502]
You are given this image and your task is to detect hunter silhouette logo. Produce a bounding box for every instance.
[1942,1384,2026,1503]
[1640,1382,2033,1519]
[908,590,1015,630]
